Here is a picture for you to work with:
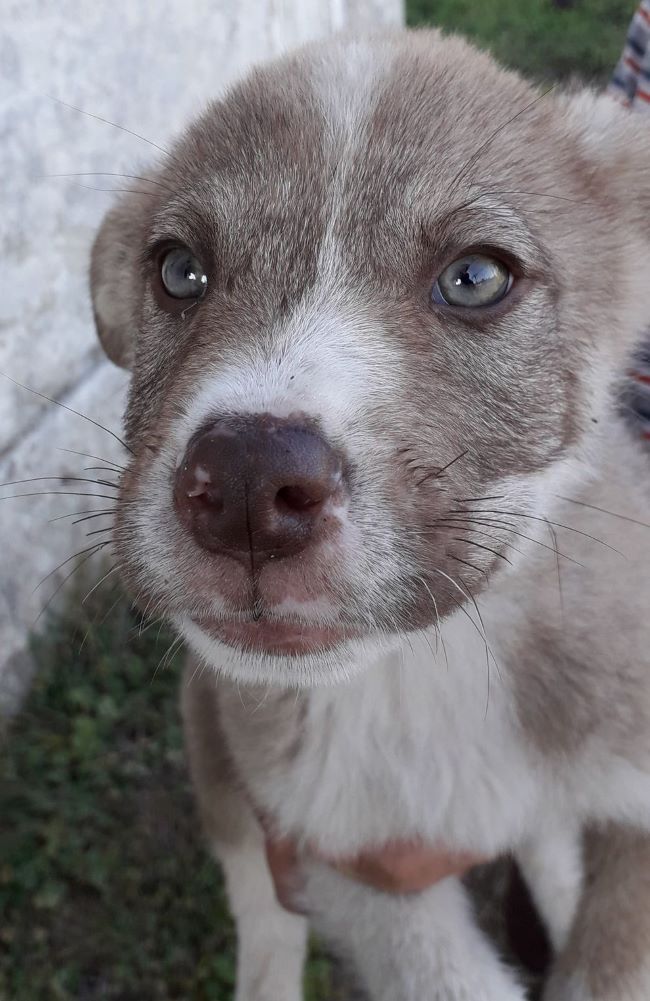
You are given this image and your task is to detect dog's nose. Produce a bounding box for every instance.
[174,416,343,563]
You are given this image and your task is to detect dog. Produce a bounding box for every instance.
[90,28,650,1000]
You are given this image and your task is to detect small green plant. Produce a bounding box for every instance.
[0,586,341,1000]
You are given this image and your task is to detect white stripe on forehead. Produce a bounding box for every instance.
[307,37,394,137]
[302,39,397,296]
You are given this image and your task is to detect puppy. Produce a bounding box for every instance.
[90,28,650,1001]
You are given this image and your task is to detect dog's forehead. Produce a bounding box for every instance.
[164,33,551,247]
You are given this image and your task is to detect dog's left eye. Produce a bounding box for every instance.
[160,247,208,300]
[432,254,512,308]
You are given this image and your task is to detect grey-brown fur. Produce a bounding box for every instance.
[545,824,650,1001]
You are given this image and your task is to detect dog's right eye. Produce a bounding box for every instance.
[159,247,208,300]
[432,254,512,308]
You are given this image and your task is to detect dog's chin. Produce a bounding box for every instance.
[175,614,396,687]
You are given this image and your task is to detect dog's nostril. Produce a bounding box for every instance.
[184,463,213,498]
[196,491,224,514]
[276,485,321,513]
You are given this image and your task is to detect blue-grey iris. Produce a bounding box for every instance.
[433,254,512,307]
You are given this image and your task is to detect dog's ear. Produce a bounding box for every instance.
[562,90,650,224]
[90,197,144,370]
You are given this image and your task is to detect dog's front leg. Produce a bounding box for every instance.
[303,863,525,1001]
[544,824,650,1001]
[181,666,307,1001]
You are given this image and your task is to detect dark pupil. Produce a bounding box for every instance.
[180,258,195,282]
[455,260,494,288]
[163,249,206,298]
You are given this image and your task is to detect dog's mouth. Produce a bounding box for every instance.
[192,616,360,656]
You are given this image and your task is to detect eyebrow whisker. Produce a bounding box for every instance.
[46,94,171,157]
[40,172,174,194]
[448,85,555,192]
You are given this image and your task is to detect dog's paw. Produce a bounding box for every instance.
[234,947,305,1001]
[543,973,595,1001]
[235,981,303,1001]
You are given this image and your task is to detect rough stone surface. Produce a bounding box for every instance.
[1,0,403,706]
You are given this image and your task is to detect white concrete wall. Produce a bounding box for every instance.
[0,0,403,710]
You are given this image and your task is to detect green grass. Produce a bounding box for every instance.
[1,3,634,997]
[407,0,631,84]
[0,585,340,1000]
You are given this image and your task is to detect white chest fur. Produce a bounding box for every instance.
[224,610,545,858]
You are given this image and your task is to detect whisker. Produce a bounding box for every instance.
[451,536,512,565]
[473,185,586,207]
[433,564,487,633]
[413,573,448,669]
[32,541,111,594]
[134,614,166,640]
[448,85,555,191]
[434,517,584,567]
[41,171,174,194]
[85,526,114,538]
[430,522,526,558]
[58,180,158,195]
[447,553,489,579]
[155,617,169,648]
[33,543,111,624]
[417,449,469,487]
[557,496,650,530]
[435,192,500,231]
[78,586,125,655]
[456,494,506,504]
[50,508,116,524]
[74,512,115,527]
[434,575,495,715]
[433,515,519,532]
[429,566,498,689]
[99,589,127,626]
[57,448,126,471]
[82,564,121,605]
[82,466,123,476]
[449,506,624,557]
[546,521,564,620]
[0,372,133,455]
[152,633,185,682]
[0,476,119,490]
[46,95,171,157]
[62,181,158,196]
[186,655,208,689]
[1,491,119,502]
[134,593,162,636]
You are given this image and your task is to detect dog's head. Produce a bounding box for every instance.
[91,29,650,685]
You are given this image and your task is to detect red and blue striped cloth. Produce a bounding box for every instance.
[609,0,650,109]
[609,1,650,442]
